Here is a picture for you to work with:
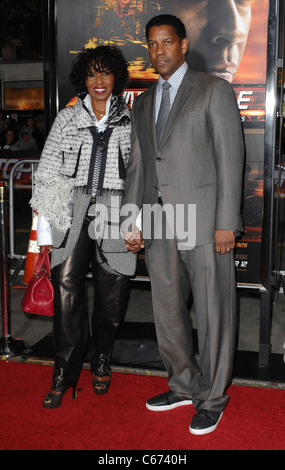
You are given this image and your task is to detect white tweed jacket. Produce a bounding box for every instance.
[30,95,137,275]
[31,95,131,233]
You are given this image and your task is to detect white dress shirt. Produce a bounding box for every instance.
[154,61,188,199]
[155,61,188,121]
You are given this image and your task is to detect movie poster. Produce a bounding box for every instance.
[55,0,269,287]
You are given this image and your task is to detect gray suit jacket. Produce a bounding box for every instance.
[121,67,244,248]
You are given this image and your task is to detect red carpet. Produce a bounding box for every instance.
[0,360,285,451]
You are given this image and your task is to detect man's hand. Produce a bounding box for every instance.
[124,226,144,253]
[215,230,235,254]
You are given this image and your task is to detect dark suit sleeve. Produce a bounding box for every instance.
[120,100,144,232]
[207,79,244,232]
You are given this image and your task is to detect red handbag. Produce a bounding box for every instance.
[21,248,54,316]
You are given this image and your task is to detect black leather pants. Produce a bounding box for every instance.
[51,216,130,389]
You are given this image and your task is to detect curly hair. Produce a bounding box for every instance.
[69,46,129,96]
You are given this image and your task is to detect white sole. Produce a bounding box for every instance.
[189,412,223,435]
[146,399,193,411]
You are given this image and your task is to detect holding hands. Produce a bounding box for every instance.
[124,226,144,253]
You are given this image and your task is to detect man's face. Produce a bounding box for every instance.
[22,132,30,142]
[172,0,252,82]
[147,25,188,80]
[6,130,14,142]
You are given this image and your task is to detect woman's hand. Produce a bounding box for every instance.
[39,245,53,255]
[124,226,144,253]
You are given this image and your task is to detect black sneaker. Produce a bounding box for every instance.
[146,390,192,411]
[189,409,223,435]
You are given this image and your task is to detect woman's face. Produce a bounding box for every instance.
[5,130,14,143]
[85,66,115,105]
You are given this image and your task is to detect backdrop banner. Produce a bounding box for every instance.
[54,0,269,287]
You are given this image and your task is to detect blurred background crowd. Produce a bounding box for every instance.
[0,109,44,151]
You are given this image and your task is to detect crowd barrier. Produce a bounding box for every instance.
[8,160,40,285]
[0,181,27,356]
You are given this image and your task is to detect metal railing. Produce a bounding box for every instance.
[8,159,39,284]
[9,159,39,260]
[0,181,27,356]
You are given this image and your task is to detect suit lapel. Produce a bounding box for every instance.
[159,68,199,149]
[144,84,157,151]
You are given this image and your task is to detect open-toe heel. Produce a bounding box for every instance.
[92,353,111,395]
[93,375,111,395]
[43,384,76,409]
[91,352,112,395]
[43,389,66,409]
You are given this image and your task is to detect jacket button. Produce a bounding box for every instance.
[156,157,161,162]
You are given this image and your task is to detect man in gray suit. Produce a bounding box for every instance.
[121,14,244,435]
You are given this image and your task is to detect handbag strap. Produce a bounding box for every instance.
[35,247,51,278]
[33,252,42,275]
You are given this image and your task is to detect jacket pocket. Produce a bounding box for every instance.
[196,163,216,187]
[59,142,83,177]
[118,146,127,179]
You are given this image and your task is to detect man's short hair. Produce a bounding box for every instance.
[145,14,187,42]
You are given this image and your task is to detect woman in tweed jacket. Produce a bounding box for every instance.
[31,46,137,409]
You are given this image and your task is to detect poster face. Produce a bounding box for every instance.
[55,0,269,286]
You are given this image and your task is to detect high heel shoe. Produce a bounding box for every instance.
[93,375,111,395]
[43,383,76,409]
[92,352,111,395]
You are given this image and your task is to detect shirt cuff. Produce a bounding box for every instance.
[37,215,53,245]
[135,210,142,231]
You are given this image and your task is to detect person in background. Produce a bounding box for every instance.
[33,114,45,149]
[11,128,37,150]
[25,116,45,149]
[0,110,7,134]
[0,127,17,149]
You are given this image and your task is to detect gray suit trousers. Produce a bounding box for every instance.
[144,210,236,413]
